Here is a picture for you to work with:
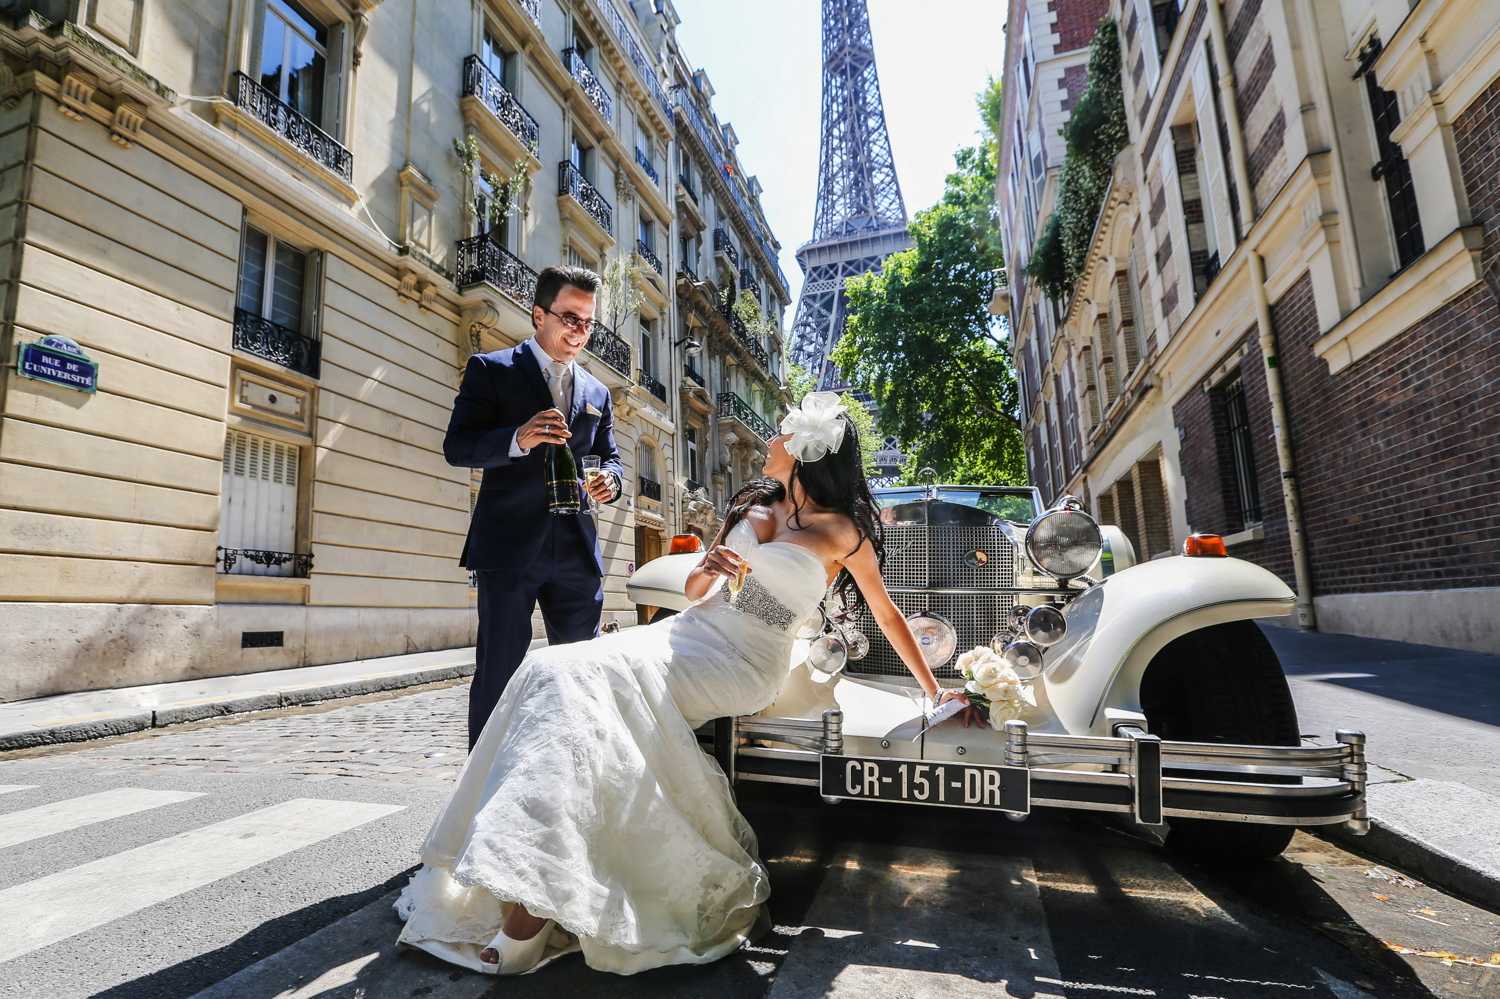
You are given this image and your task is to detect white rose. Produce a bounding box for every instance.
[972,661,1002,687]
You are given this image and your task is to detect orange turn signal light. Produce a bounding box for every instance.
[669,533,704,555]
[1183,533,1228,558]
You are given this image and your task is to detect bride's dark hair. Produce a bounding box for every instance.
[714,418,885,616]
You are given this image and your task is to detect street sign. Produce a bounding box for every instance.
[17,336,98,394]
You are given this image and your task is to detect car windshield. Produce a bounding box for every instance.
[875,489,1037,525]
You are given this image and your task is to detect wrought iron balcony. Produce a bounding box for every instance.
[684,363,705,387]
[739,268,762,302]
[713,227,738,266]
[685,477,705,494]
[229,72,352,183]
[217,545,313,578]
[562,47,612,123]
[585,318,631,376]
[462,55,539,153]
[455,234,538,307]
[679,175,699,203]
[634,146,659,185]
[720,301,769,371]
[558,160,613,235]
[636,239,662,274]
[638,475,663,502]
[595,0,671,118]
[679,261,698,283]
[637,369,667,402]
[718,391,776,442]
[233,307,320,378]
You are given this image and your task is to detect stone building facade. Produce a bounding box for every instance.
[0,0,789,700]
[996,0,1500,653]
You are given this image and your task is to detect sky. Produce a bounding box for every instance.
[672,0,1008,311]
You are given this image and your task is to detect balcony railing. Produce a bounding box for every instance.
[718,391,776,442]
[720,301,769,371]
[634,146,659,185]
[462,55,540,153]
[671,85,787,291]
[685,477,705,494]
[455,234,538,307]
[638,475,663,502]
[562,48,612,124]
[636,239,662,274]
[585,318,631,376]
[559,160,613,235]
[233,307,320,378]
[679,175,699,203]
[684,364,705,387]
[595,0,671,119]
[679,261,698,283]
[739,268,761,302]
[229,72,352,183]
[713,227,738,266]
[637,369,667,402]
[217,545,313,578]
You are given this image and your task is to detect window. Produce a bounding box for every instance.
[686,426,700,482]
[1150,1,1182,63]
[638,216,654,251]
[259,0,327,124]
[219,429,306,577]
[1358,39,1424,270]
[236,224,320,377]
[640,318,655,379]
[1216,375,1262,528]
[570,137,592,181]
[481,28,511,86]
[474,171,510,247]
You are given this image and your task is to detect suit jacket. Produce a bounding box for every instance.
[445,340,624,574]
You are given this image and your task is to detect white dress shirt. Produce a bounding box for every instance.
[509,338,574,458]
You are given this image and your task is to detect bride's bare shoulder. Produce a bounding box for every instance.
[741,505,778,543]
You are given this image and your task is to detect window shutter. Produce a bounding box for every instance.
[1192,59,1234,261]
[220,429,300,575]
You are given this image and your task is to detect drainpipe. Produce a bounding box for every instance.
[1206,0,1317,628]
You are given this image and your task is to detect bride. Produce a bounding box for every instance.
[395,392,967,976]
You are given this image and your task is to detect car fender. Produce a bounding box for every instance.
[1039,555,1295,735]
[625,552,699,611]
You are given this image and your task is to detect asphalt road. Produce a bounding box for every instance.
[0,681,1495,999]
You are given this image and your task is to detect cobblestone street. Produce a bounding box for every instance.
[2,682,1497,998]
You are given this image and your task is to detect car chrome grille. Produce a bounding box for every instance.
[847,524,1020,684]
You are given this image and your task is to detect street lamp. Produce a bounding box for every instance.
[673,335,703,356]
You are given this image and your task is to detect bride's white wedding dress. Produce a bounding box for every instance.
[396,519,828,975]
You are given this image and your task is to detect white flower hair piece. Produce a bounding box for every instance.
[780,391,849,463]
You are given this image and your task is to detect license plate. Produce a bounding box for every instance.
[819,755,1030,815]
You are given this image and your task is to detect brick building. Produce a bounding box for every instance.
[0,0,789,700]
[995,0,1500,653]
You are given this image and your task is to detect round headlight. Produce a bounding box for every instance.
[844,629,870,661]
[1025,508,1103,579]
[1001,639,1044,680]
[905,611,957,670]
[1023,605,1067,647]
[807,634,848,676]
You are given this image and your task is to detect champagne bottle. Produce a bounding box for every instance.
[545,442,582,515]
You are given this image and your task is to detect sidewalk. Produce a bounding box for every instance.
[1264,624,1500,912]
[0,647,486,751]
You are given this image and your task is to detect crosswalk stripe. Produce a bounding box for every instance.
[0,786,35,797]
[0,788,205,850]
[0,797,405,965]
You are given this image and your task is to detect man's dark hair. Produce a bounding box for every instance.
[533,265,599,313]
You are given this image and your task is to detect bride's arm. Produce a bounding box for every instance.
[684,545,748,602]
[839,537,962,705]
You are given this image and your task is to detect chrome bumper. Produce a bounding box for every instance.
[725,711,1370,833]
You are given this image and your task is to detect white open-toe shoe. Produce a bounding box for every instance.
[479,918,559,976]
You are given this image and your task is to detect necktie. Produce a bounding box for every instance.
[546,361,569,412]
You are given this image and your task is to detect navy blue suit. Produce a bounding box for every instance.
[445,340,624,748]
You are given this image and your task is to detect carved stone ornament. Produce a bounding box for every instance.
[59,72,97,121]
[110,101,145,147]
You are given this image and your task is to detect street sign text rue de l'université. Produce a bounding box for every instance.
[16,335,98,394]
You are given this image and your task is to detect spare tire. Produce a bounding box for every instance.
[1138,620,1300,863]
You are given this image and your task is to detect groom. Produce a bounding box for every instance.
[445,265,625,749]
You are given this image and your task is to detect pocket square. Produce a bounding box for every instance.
[585,403,602,417]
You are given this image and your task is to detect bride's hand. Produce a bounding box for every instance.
[699,545,750,582]
[934,688,984,728]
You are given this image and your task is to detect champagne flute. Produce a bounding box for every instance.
[725,546,748,595]
[581,456,603,505]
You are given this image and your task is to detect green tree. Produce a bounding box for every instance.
[831,88,1023,486]
[783,361,816,406]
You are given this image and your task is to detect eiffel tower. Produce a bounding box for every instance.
[790,0,910,485]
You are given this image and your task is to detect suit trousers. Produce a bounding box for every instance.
[469,516,604,749]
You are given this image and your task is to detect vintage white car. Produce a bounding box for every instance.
[628,485,1369,863]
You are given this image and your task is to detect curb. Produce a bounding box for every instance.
[0,661,476,752]
[1317,820,1500,916]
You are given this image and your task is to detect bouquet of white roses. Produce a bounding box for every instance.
[952,646,1036,730]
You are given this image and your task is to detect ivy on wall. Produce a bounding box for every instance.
[1026,18,1129,304]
